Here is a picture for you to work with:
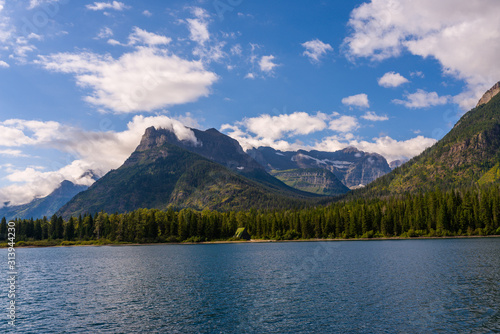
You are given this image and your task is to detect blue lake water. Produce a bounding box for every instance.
[1,238,499,333]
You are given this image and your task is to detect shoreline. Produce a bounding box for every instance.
[2,234,499,249]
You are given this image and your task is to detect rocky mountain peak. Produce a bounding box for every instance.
[341,146,361,154]
[477,81,500,107]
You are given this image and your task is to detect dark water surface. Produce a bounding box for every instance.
[1,238,499,333]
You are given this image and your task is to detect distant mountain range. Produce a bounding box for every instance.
[358,81,500,197]
[247,146,391,189]
[8,82,499,220]
[0,181,88,221]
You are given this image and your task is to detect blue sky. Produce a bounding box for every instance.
[0,0,499,206]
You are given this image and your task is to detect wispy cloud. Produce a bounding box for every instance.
[302,39,333,63]
[362,111,389,121]
[86,1,130,11]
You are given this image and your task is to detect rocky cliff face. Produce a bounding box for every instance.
[248,146,391,189]
[477,81,500,107]
[270,168,349,196]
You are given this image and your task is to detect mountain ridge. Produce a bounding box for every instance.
[56,127,320,219]
[356,82,500,197]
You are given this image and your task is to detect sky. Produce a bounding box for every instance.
[0,0,499,207]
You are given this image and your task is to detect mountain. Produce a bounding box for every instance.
[56,127,318,219]
[270,168,350,196]
[247,146,391,189]
[139,126,293,193]
[0,181,88,221]
[389,159,409,170]
[477,82,500,107]
[359,81,500,196]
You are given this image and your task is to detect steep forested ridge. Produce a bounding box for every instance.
[356,86,500,197]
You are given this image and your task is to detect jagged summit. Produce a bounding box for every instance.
[477,81,500,107]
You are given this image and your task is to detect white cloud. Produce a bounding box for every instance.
[222,113,435,162]
[96,27,113,39]
[378,71,409,88]
[128,27,171,46]
[329,116,359,133]
[342,93,370,108]
[36,47,218,114]
[410,71,424,78]
[186,7,210,46]
[244,73,255,80]
[236,112,328,140]
[143,10,152,17]
[27,0,61,10]
[107,39,121,46]
[86,1,130,11]
[0,149,27,157]
[314,135,437,162]
[302,39,333,63]
[0,115,198,207]
[393,89,450,108]
[0,60,8,68]
[344,0,500,110]
[362,111,389,121]
[230,44,242,56]
[259,55,278,73]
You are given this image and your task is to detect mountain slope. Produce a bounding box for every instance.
[358,82,500,197]
[270,168,350,196]
[139,127,311,196]
[0,181,88,220]
[248,146,391,189]
[56,132,317,219]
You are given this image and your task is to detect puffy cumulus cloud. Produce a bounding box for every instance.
[361,111,389,121]
[36,47,218,113]
[0,60,8,68]
[86,1,130,11]
[314,135,437,162]
[0,115,197,207]
[344,0,500,110]
[329,116,359,132]
[220,111,332,151]
[378,71,409,88]
[393,89,450,108]
[259,55,279,73]
[235,112,329,140]
[222,112,436,162]
[0,119,62,146]
[342,93,370,108]
[302,39,333,63]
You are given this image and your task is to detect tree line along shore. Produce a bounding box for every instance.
[2,184,500,247]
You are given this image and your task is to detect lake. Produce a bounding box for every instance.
[1,239,499,333]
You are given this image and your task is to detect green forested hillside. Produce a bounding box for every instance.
[357,90,500,197]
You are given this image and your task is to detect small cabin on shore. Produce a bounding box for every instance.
[234,227,251,240]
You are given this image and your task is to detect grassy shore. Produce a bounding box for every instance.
[1,235,499,248]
